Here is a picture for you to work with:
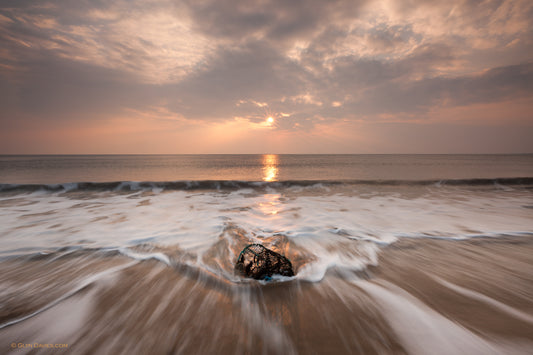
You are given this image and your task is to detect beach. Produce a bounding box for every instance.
[3,0,532,351]
[1,234,532,354]
[0,154,532,354]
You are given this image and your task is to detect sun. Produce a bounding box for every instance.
[267,117,274,124]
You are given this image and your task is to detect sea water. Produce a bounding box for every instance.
[1,154,533,183]
[0,154,532,354]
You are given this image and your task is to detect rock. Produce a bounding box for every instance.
[235,244,295,280]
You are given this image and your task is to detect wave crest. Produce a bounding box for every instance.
[1,177,532,193]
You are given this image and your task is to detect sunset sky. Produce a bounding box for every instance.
[1,0,532,154]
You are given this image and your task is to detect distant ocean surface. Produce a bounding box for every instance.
[1,154,532,354]
[1,154,533,184]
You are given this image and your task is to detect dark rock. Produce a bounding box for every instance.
[235,244,294,280]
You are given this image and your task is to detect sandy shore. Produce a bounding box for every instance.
[1,236,532,354]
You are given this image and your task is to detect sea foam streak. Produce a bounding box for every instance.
[0,180,531,282]
[1,177,532,354]
[1,177,533,193]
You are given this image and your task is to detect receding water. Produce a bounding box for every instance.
[1,155,532,354]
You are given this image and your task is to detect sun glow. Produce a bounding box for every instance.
[267,116,274,124]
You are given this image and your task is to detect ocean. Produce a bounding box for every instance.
[1,154,532,354]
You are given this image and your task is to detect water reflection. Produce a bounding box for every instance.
[258,193,281,215]
[262,154,279,182]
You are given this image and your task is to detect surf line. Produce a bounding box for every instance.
[430,275,533,325]
[0,261,138,329]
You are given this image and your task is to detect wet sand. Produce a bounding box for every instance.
[1,235,532,354]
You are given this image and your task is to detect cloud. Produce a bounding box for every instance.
[163,40,306,119]
[182,0,368,43]
[0,0,213,84]
[0,52,157,126]
[335,61,533,117]
[0,0,532,153]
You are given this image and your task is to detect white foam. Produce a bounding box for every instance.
[296,240,379,282]
[116,181,141,191]
[432,276,533,325]
[118,248,171,266]
[0,261,137,330]
[357,280,533,355]
[61,182,79,191]
[0,185,531,281]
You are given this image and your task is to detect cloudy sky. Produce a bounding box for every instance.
[1,0,532,153]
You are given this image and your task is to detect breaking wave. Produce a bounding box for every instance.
[1,177,532,193]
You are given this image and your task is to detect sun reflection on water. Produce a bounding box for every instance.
[262,154,279,182]
[259,193,281,215]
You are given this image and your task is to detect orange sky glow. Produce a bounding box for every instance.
[0,0,532,153]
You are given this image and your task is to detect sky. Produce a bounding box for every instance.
[0,0,532,154]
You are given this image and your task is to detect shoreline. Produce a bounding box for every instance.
[1,235,532,354]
